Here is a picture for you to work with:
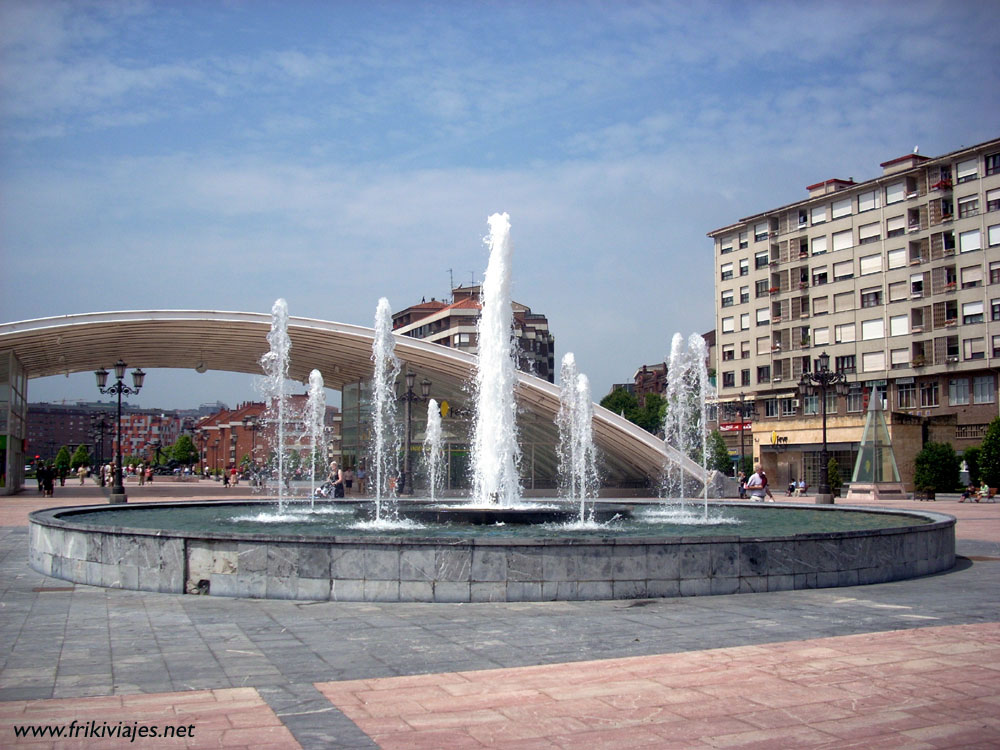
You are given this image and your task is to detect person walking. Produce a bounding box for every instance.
[77,465,88,485]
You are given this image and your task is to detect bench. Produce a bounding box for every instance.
[981,487,998,503]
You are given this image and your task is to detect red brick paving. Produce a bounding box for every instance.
[0,687,299,749]
[315,622,1000,749]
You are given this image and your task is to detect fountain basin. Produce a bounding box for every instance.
[28,501,955,603]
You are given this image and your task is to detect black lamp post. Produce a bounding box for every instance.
[397,371,431,495]
[798,351,848,504]
[94,360,145,504]
[723,393,757,477]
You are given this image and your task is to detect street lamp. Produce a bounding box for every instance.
[798,351,849,504]
[94,360,145,504]
[723,393,757,478]
[397,371,431,495]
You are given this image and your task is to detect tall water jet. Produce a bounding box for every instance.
[662,332,712,514]
[557,353,599,522]
[371,297,401,519]
[260,298,291,511]
[471,212,521,507]
[422,399,443,502]
[304,369,326,508]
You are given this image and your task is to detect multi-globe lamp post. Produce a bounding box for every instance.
[723,393,757,479]
[797,351,849,504]
[94,360,145,504]
[397,371,431,495]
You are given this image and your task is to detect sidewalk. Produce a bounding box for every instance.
[1,485,998,748]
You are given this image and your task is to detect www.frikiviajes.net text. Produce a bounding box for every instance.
[12,719,195,742]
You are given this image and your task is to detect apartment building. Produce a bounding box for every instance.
[392,286,556,382]
[709,137,1000,490]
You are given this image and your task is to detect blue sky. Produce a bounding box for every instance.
[2,0,998,409]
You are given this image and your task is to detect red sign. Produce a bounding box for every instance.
[719,422,753,432]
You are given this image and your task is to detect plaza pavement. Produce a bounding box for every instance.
[0,481,998,748]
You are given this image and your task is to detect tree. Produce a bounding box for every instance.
[54,446,72,473]
[827,457,843,497]
[913,442,960,493]
[70,444,91,469]
[170,435,200,466]
[706,430,732,473]
[600,388,639,422]
[978,417,1000,487]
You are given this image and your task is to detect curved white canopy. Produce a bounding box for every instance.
[0,311,705,484]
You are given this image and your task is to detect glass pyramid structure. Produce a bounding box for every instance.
[851,394,901,483]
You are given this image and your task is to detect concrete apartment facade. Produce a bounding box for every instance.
[709,137,1000,491]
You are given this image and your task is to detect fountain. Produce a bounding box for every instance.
[26,214,957,602]
[422,399,443,502]
[557,353,599,522]
[370,297,401,520]
[303,369,326,507]
[663,332,712,511]
[259,298,292,511]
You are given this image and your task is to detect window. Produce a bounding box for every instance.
[723,371,735,388]
[722,316,735,333]
[722,344,735,361]
[721,289,734,307]
[834,291,854,312]
[847,384,864,411]
[764,399,778,418]
[963,337,985,360]
[741,313,750,330]
[861,318,885,340]
[833,260,854,281]
[950,378,970,405]
[812,266,828,286]
[803,394,818,414]
[721,237,734,254]
[890,348,909,369]
[889,284,915,307]
[835,323,856,343]
[960,265,982,289]
[739,230,748,249]
[897,382,917,408]
[958,195,979,218]
[740,285,750,303]
[885,181,905,205]
[862,350,886,372]
[911,273,924,295]
[813,326,829,345]
[812,296,829,315]
[887,248,906,269]
[756,336,770,355]
[811,235,828,255]
[755,308,769,325]
[960,229,982,253]
[859,222,881,245]
[741,341,750,358]
[798,209,808,227]
[987,153,1000,177]
[858,189,880,212]
[990,224,1000,248]
[920,381,939,407]
[721,262,734,280]
[811,205,827,224]
[742,369,751,386]
[993,298,1000,321]
[831,197,852,219]
[781,399,797,416]
[988,188,1000,212]
[956,158,978,183]
[755,279,769,297]
[755,250,769,269]
[756,366,770,384]
[754,222,768,241]
[832,229,852,252]
[860,287,883,308]
[739,258,749,276]
[886,216,905,238]
[974,375,995,404]
[889,314,908,336]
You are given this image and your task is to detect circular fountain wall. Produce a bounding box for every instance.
[28,501,955,603]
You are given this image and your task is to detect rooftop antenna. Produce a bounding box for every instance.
[447,268,454,294]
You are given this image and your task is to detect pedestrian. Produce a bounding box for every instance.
[745,464,766,502]
[41,462,55,498]
[737,471,747,499]
[222,468,230,488]
[343,466,354,495]
[328,461,344,498]
[78,465,88,485]
[761,469,775,501]
[138,463,146,486]
[230,466,238,486]
[357,465,367,495]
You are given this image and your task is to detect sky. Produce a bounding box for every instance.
[2,0,999,411]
